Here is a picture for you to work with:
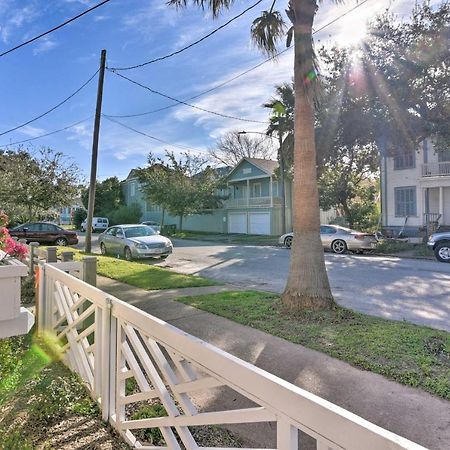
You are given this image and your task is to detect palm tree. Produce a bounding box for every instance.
[168,0,339,311]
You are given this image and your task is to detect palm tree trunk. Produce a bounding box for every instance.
[278,132,287,235]
[281,0,335,310]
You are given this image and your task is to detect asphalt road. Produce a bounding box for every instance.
[75,234,450,331]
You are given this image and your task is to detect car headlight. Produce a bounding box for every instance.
[165,241,172,247]
[134,243,147,249]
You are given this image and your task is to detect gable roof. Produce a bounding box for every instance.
[226,157,278,180]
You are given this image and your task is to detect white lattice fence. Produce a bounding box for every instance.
[38,264,426,450]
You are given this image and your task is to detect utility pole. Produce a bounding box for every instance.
[85,49,106,253]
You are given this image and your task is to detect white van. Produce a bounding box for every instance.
[81,217,109,232]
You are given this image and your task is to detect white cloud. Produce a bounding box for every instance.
[32,36,57,55]
[19,125,46,137]
[0,3,40,43]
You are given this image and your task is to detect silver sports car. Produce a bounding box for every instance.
[279,225,377,254]
[98,224,173,260]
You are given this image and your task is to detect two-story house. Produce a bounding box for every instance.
[122,157,336,235]
[380,139,450,236]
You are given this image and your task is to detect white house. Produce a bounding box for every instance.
[380,139,450,236]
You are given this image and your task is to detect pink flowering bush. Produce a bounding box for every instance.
[0,212,28,262]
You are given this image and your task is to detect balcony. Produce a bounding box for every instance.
[422,162,450,177]
[224,196,282,208]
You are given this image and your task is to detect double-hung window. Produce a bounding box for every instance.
[395,187,417,216]
[393,150,415,170]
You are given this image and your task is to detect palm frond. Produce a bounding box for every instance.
[251,10,286,56]
[166,0,235,18]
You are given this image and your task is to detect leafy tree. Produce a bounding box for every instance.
[138,151,224,231]
[168,0,341,311]
[362,0,450,152]
[81,176,124,216]
[73,208,87,230]
[0,148,80,221]
[209,130,276,167]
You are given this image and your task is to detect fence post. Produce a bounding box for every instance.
[82,256,97,287]
[46,247,57,263]
[100,298,114,422]
[37,263,46,331]
[29,242,40,276]
[60,251,74,262]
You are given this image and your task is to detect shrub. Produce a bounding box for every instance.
[73,208,87,230]
[108,203,142,225]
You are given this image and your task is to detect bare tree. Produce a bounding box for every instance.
[209,130,276,167]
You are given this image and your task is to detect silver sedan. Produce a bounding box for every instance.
[98,224,173,260]
[279,225,377,254]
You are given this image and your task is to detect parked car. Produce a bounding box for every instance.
[9,222,78,246]
[98,224,173,260]
[427,231,450,263]
[279,225,378,254]
[81,217,109,232]
[141,220,161,233]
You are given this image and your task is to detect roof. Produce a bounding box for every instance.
[225,157,278,180]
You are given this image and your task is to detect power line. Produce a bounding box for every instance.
[0,69,99,137]
[108,0,264,71]
[103,115,205,152]
[0,0,113,59]
[0,116,92,147]
[104,0,372,119]
[109,71,268,124]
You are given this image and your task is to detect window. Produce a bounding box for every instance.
[393,150,415,170]
[130,182,136,197]
[252,183,262,197]
[320,226,337,235]
[41,224,58,232]
[395,187,417,216]
[438,149,450,162]
[243,168,252,174]
[106,227,117,236]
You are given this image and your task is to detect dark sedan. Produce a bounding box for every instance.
[9,222,78,246]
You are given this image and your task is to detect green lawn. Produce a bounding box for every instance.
[178,291,450,399]
[67,248,216,290]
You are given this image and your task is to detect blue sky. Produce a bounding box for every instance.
[0,0,439,181]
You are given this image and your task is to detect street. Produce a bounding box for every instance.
[76,234,450,331]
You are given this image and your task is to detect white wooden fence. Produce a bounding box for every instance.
[38,263,426,450]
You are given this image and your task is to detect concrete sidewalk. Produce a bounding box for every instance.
[98,276,450,450]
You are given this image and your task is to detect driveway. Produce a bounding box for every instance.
[74,235,450,331]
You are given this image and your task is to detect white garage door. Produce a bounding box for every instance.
[249,212,270,235]
[228,213,247,234]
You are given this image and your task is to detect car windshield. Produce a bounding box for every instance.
[124,226,156,238]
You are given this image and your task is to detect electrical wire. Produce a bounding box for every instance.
[0,69,99,137]
[104,0,372,119]
[108,71,268,124]
[108,0,264,71]
[103,115,205,152]
[0,0,113,59]
[0,116,92,147]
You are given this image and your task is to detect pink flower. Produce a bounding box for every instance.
[3,236,28,261]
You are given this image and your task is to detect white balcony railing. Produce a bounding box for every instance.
[37,263,426,450]
[422,162,450,177]
[225,196,282,208]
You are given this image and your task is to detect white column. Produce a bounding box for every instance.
[269,176,273,207]
[246,179,250,206]
[439,186,444,219]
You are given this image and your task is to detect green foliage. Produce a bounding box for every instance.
[138,151,224,230]
[21,276,35,305]
[131,404,167,445]
[179,291,450,399]
[73,207,87,229]
[109,203,142,225]
[0,148,80,221]
[81,176,124,216]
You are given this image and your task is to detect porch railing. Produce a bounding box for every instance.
[225,196,282,208]
[422,162,450,177]
[38,264,426,450]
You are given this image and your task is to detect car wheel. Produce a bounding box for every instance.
[331,239,347,254]
[100,243,107,256]
[434,242,450,263]
[55,237,68,247]
[284,236,293,248]
[124,247,133,261]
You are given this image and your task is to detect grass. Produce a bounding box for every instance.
[178,291,450,399]
[0,333,128,449]
[63,248,216,290]
[375,240,434,258]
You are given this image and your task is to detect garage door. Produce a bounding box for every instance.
[249,212,270,235]
[228,213,247,234]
